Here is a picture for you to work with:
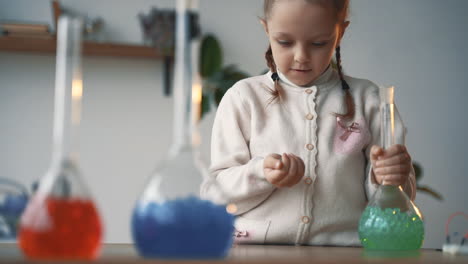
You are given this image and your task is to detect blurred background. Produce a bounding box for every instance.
[0,0,466,249]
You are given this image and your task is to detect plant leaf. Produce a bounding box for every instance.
[413,161,423,182]
[200,93,211,119]
[207,65,249,106]
[200,34,223,78]
[416,185,443,201]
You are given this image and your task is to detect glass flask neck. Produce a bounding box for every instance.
[51,16,84,166]
[380,86,395,149]
[375,86,410,210]
[375,185,410,211]
[170,1,201,156]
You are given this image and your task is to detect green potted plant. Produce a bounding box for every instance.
[199,34,249,118]
[413,161,443,200]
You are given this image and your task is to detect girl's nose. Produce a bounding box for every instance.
[294,46,310,63]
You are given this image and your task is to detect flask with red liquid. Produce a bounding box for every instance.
[18,15,102,260]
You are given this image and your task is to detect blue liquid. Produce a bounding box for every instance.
[0,194,28,238]
[131,196,234,259]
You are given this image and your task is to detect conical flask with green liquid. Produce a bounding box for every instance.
[358,86,424,251]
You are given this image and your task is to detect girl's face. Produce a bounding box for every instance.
[264,0,348,86]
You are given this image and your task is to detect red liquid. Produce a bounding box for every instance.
[18,197,102,260]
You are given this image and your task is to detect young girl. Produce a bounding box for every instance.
[201,0,416,246]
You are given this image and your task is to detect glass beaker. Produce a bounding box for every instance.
[358,86,424,251]
[0,178,29,239]
[18,15,102,260]
[131,0,235,259]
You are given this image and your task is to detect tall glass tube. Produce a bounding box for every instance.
[18,15,102,260]
[381,87,396,150]
[358,86,424,251]
[131,0,235,259]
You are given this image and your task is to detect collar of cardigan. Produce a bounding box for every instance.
[268,65,340,91]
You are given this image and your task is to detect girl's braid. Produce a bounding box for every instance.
[265,45,282,104]
[335,46,355,119]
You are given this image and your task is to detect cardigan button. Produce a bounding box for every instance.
[305,89,312,94]
[304,177,312,185]
[306,113,314,120]
[302,216,310,224]
[306,144,314,150]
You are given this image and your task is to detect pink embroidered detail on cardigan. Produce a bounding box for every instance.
[234,229,249,238]
[336,117,361,141]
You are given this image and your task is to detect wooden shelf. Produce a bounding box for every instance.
[0,36,168,59]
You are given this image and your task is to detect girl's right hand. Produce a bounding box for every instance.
[263,153,305,188]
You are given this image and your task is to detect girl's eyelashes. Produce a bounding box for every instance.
[275,39,329,47]
[277,40,292,46]
[311,42,328,47]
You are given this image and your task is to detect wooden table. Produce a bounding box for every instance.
[0,242,467,263]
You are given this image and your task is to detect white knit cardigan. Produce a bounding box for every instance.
[201,67,416,246]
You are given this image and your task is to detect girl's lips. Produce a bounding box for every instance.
[292,69,311,72]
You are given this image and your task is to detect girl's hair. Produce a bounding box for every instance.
[263,0,355,119]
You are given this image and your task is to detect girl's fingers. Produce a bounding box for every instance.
[296,154,305,179]
[287,155,299,183]
[281,153,291,173]
[265,153,306,188]
[290,154,306,185]
[285,154,305,187]
[374,164,411,175]
[267,169,288,185]
[264,153,283,169]
[376,174,407,186]
[379,144,407,159]
[370,145,384,162]
[375,153,411,167]
[278,154,299,187]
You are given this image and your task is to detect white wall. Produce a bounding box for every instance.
[0,0,467,249]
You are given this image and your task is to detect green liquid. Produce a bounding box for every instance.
[358,207,424,250]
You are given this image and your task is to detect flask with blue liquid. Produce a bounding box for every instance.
[131,0,235,259]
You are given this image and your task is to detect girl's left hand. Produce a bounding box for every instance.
[370,144,412,186]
